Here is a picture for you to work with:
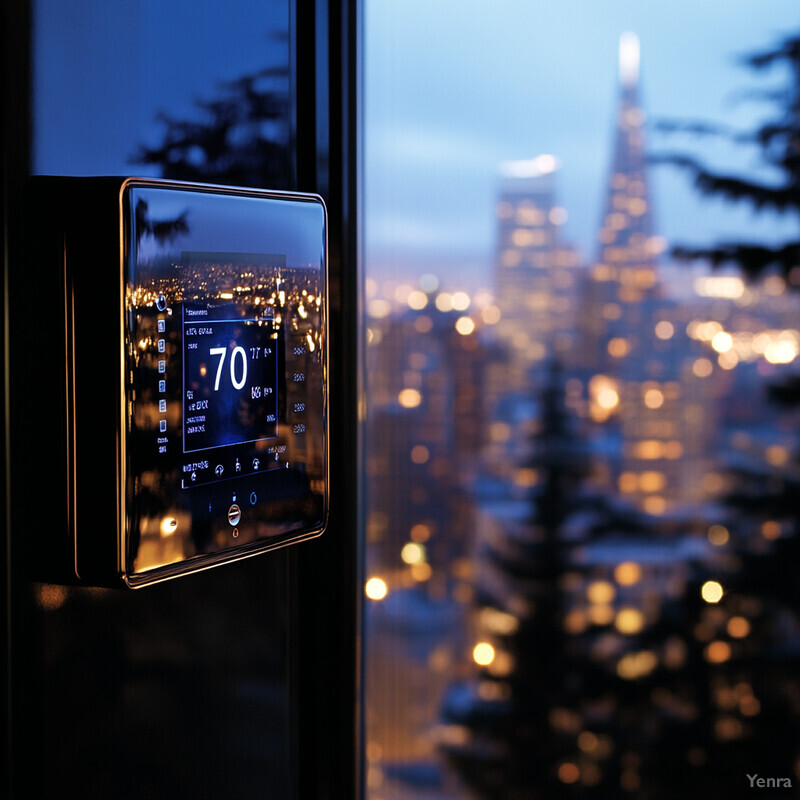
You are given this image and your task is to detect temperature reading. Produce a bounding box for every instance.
[210,345,248,391]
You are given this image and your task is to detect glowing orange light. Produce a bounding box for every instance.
[558,763,580,784]
[701,581,724,604]
[705,640,732,664]
[398,388,422,408]
[727,616,750,638]
[410,445,429,464]
[473,642,496,666]
[692,358,713,378]
[587,580,615,604]
[707,525,729,546]
[365,578,388,601]
[614,561,642,586]
[615,607,645,635]
[643,388,664,409]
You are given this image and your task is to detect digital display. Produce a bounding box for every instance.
[121,181,328,586]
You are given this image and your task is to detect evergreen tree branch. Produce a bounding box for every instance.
[671,240,800,279]
[652,153,800,212]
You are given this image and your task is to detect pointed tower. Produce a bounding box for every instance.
[597,33,660,277]
[580,33,719,516]
[581,33,667,380]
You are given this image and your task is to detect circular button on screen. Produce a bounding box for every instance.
[228,504,242,526]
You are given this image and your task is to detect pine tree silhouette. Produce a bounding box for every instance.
[131,56,291,189]
[654,31,800,282]
[438,363,672,798]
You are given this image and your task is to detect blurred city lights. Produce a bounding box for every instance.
[407,289,428,310]
[398,388,422,408]
[558,762,580,784]
[692,358,713,378]
[615,607,645,635]
[705,640,732,664]
[587,580,616,605]
[711,331,733,353]
[472,642,496,666]
[435,292,454,312]
[654,320,674,339]
[401,542,426,565]
[707,525,730,546]
[455,316,475,335]
[614,561,642,586]
[727,616,750,638]
[365,577,388,601]
[452,291,471,311]
[701,581,724,604]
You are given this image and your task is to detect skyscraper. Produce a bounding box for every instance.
[580,32,720,515]
[492,155,581,389]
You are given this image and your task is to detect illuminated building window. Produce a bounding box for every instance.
[701,581,724,603]
[414,315,433,333]
[618,472,638,493]
[410,445,429,464]
[592,264,615,281]
[501,249,521,267]
[643,387,664,409]
[642,496,666,514]
[663,441,683,459]
[511,228,536,247]
[633,440,663,459]
[410,523,431,542]
[705,641,731,664]
[761,520,781,540]
[608,212,627,229]
[629,197,647,216]
[615,607,645,634]
[608,337,629,358]
[692,358,713,378]
[515,205,543,225]
[614,562,642,586]
[587,580,615,605]
[707,525,729,546]
[639,471,666,492]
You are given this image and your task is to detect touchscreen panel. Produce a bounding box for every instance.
[123,182,327,585]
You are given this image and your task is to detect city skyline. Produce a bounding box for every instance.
[364,22,800,796]
[366,1,800,292]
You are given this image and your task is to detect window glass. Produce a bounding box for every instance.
[364,2,800,797]
[30,3,294,797]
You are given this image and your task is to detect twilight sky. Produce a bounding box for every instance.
[365,0,800,291]
[34,0,799,295]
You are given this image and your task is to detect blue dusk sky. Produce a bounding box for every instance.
[365,0,800,291]
[34,0,799,294]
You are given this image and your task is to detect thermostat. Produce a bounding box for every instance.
[16,177,328,587]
